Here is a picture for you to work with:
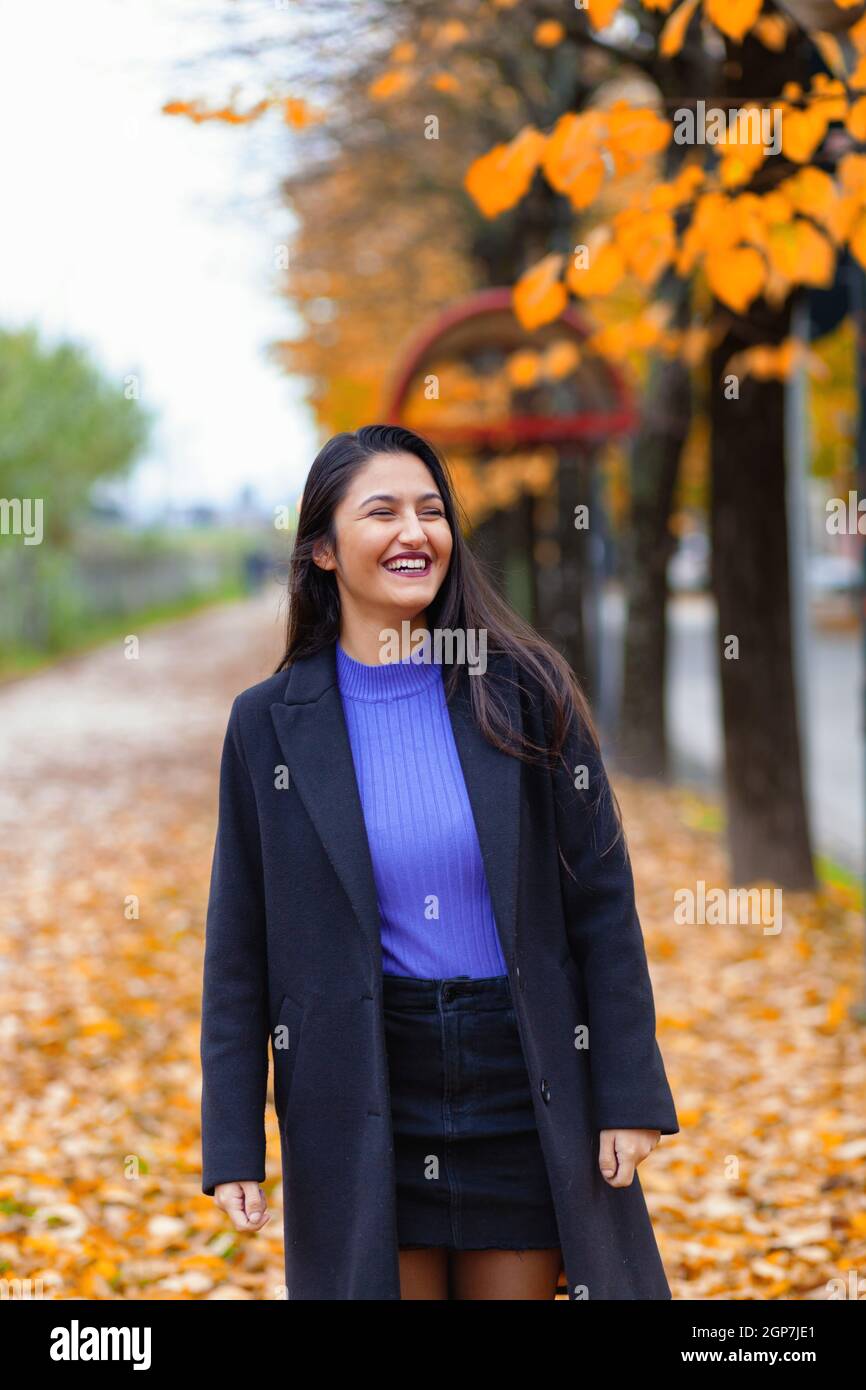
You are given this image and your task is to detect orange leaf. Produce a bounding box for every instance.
[430,72,459,94]
[566,234,626,297]
[464,126,546,217]
[752,14,790,51]
[434,19,468,46]
[660,0,701,58]
[607,102,672,173]
[542,340,581,379]
[585,0,623,31]
[282,98,313,128]
[780,102,831,164]
[766,219,835,287]
[614,208,677,285]
[369,70,412,101]
[506,350,542,388]
[850,211,866,269]
[846,97,866,142]
[534,20,565,47]
[705,245,767,312]
[704,0,763,43]
[513,253,567,330]
[543,111,608,209]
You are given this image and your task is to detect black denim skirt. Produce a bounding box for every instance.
[382,972,562,1251]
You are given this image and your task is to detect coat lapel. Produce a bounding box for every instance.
[269,639,522,974]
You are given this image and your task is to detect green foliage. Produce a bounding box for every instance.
[0,325,153,542]
[0,526,256,672]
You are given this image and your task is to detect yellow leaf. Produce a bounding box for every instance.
[766,219,835,287]
[779,167,838,224]
[675,1108,702,1127]
[614,208,676,285]
[705,0,763,43]
[760,189,795,224]
[660,0,701,58]
[506,350,542,388]
[705,245,767,312]
[513,253,567,330]
[718,136,766,189]
[812,75,848,123]
[607,102,672,173]
[650,162,706,211]
[586,0,623,31]
[849,210,866,268]
[825,984,851,1030]
[846,96,866,141]
[676,192,737,274]
[282,98,313,128]
[566,235,626,296]
[780,101,831,164]
[752,14,790,51]
[839,152,866,194]
[812,34,846,82]
[542,340,581,379]
[535,20,565,46]
[430,72,459,94]
[464,126,546,217]
[435,19,468,46]
[543,111,608,209]
[369,70,412,101]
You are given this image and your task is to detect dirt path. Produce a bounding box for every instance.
[0,589,290,1299]
[1,589,864,1301]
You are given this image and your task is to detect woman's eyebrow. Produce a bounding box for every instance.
[357,492,443,506]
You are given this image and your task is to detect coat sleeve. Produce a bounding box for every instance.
[545,693,679,1136]
[200,697,270,1195]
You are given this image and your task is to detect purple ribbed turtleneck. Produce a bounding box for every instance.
[335,640,508,980]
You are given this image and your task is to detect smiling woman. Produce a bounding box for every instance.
[308,456,454,661]
[200,423,679,1301]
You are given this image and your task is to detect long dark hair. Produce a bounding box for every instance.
[274,424,624,864]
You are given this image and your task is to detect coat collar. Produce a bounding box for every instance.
[269,639,522,973]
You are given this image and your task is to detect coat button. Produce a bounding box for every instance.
[540,1079,551,1103]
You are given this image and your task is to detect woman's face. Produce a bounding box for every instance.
[314,450,453,629]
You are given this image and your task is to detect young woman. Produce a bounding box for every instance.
[200,423,679,1301]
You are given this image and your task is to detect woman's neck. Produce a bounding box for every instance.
[338,613,430,666]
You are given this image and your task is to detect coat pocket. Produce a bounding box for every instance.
[271,991,305,1117]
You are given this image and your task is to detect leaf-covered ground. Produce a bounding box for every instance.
[0,592,863,1300]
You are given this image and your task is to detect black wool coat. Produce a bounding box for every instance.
[200,640,679,1300]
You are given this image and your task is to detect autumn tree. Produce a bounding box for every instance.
[166,0,866,886]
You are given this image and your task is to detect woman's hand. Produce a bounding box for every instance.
[214,1180,271,1232]
[598,1128,660,1187]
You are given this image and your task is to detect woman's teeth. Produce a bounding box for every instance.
[383,558,429,572]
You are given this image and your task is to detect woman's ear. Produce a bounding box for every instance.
[312,540,335,571]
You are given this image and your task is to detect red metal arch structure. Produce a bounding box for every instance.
[381,286,637,446]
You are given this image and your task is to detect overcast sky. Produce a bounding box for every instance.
[0,0,319,516]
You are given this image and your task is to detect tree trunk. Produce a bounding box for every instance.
[707,25,816,889]
[709,295,815,889]
[619,271,692,777]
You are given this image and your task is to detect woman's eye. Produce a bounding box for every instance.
[369,508,445,518]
